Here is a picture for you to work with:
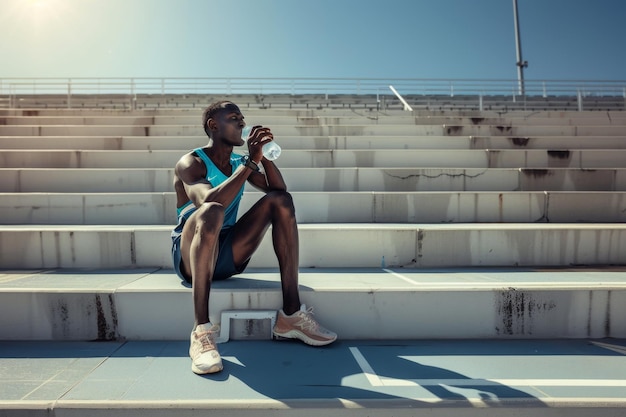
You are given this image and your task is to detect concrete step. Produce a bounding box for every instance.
[0,115,160,126]
[7,91,626,111]
[3,134,626,151]
[3,106,626,120]
[0,105,626,117]
[3,167,626,193]
[3,149,626,169]
[2,339,626,417]
[3,113,626,126]
[2,124,625,137]
[413,114,626,126]
[1,224,625,269]
[1,267,625,340]
[1,192,625,225]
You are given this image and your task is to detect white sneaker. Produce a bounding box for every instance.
[273,304,337,346]
[189,323,223,374]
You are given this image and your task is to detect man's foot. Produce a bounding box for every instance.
[273,304,337,346]
[189,322,223,374]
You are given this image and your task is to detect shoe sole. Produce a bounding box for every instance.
[273,330,336,346]
[191,362,223,374]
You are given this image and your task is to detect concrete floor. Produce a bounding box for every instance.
[2,338,626,416]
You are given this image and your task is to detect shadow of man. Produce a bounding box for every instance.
[212,339,545,409]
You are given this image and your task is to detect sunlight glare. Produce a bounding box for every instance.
[13,0,66,28]
[26,0,59,14]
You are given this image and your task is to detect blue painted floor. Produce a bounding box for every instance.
[2,338,626,411]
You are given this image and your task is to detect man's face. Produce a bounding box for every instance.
[211,102,245,146]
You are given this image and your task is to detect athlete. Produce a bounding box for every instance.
[171,101,336,374]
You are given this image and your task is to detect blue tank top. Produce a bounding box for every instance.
[172,148,245,238]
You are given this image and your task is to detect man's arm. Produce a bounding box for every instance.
[262,159,287,190]
[175,153,253,207]
[244,157,287,192]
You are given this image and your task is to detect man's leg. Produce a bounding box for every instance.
[231,191,336,346]
[180,202,225,325]
[179,202,224,374]
[230,191,301,314]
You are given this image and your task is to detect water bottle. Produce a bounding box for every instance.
[241,126,282,161]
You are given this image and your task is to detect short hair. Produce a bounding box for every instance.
[201,101,239,137]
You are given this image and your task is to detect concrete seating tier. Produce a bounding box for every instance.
[1,192,625,224]
[1,223,626,270]
[2,168,626,193]
[2,135,626,151]
[3,149,626,169]
[3,93,626,111]
[2,123,626,137]
[1,105,625,343]
[2,106,626,119]
[2,268,626,341]
[2,112,626,126]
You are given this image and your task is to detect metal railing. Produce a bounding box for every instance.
[1,77,625,111]
[1,77,625,97]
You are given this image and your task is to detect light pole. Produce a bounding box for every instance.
[513,0,528,95]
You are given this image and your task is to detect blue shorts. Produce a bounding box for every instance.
[171,226,248,284]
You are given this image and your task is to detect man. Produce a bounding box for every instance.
[171,101,337,374]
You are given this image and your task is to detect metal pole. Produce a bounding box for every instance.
[389,85,413,112]
[513,0,527,95]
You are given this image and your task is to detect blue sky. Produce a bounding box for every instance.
[1,0,624,81]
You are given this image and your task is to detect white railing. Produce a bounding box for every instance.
[1,77,624,111]
[1,77,625,97]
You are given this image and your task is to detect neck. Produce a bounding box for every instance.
[206,142,233,164]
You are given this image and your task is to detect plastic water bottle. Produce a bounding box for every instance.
[262,141,282,161]
[241,126,282,161]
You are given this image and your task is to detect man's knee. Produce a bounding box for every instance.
[194,202,225,234]
[267,191,295,216]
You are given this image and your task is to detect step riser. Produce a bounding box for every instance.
[3,107,626,118]
[1,227,625,269]
[3,149,626,169]
[0,105,624,114]
[6,94,623,109]
[3,115,626,126]
[0,193,174,224]
[3,135,626,150]
[1,287,624,340]
[1,192,625,224]
[2,125,625,136]
[2,168,626,192]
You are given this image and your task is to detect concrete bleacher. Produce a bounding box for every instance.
[1,99,626,415]
[1,105,626,331]
[5,91,626,111]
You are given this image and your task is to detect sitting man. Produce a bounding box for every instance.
[171,100,336,374]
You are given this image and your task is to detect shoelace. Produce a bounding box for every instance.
[294,307,321,331]
[196,331,217,352]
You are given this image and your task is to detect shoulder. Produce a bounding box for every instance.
[175,150,206,180]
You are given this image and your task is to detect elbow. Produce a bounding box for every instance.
[269,184,287,192]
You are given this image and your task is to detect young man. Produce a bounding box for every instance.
[171,101,336,374]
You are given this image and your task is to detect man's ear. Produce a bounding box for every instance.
[207,118,217,131]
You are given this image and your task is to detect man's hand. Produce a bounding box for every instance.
[246,125,274,163]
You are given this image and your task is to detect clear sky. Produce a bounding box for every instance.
[1,0,624,81]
